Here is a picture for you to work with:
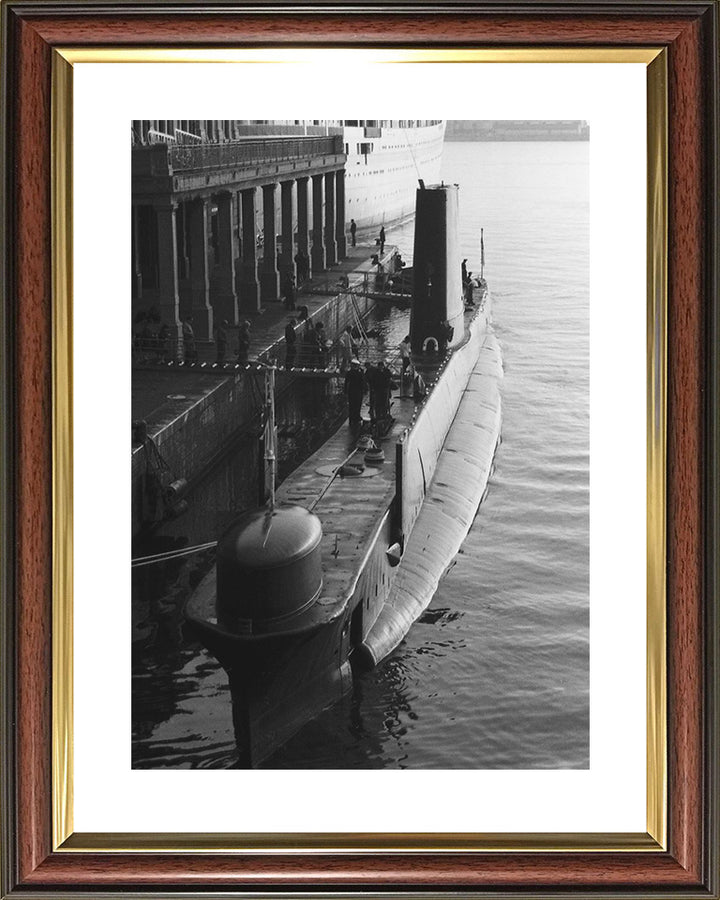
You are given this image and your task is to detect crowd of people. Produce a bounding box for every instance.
[132,309,173,363]
[343,350,427,432]
[344,358,394,428]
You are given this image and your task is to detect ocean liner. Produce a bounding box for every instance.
[184,181,504,766]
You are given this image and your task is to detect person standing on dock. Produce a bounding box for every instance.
[338,325,355,372]
[282,272,296,311]
[157,322,171,363]
[344,358,366,427]
[284,318,297,370]
[315,321,329,368]
[376,359,393,421]
[215,319,229,363]
[350,219,357,247]
[237,320,251,365]
[182,318,197,363]
[374,258,386,292]
[299,249,310,283]
[301,319,315,366]
[379,225,386,255]
[399,335,412,373]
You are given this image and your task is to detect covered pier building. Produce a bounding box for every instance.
[132,120,349,343]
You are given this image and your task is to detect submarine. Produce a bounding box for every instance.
[184,182,504,766]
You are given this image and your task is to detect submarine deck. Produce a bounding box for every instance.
[274,390,417,622]
[272,307,483,623]
[185,380,423,632]
[187,300,486,633]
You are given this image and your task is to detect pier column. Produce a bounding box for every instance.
[311,173,326,273]
[335,169,347,260]
[154,202,182,352]
[176,202,190,282]
[296,177,309,255]
[239,187,261,313]
[176,201,193,320]
[296,176,310,282]
[214,191,239,324]
[132,204,142,300]
[260,182,280,303]
[188,196,213,339]
[324,171,337,267]
[279,179,295,280]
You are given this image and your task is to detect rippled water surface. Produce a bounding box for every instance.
[132,140,589,769]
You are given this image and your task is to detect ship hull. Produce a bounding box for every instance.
[343,122,446,230]
[186,614,352,767]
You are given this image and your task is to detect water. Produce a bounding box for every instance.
[132,140,589,769]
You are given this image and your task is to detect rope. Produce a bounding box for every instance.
[349,292,369,346]
[402,124,423,182]
[131,540,218,568]
[307,447,362,512]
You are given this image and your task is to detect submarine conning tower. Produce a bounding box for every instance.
[216,505,323,635]
[410,182,465,355]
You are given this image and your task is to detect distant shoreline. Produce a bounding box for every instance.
[445,120,589,142]
[445,134,589,142]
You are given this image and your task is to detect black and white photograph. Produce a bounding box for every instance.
[131,118,589,770]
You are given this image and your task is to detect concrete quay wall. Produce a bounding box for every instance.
[132,371,260,535]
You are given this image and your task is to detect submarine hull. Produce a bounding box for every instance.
[186,615,352,767]
[185,303,502,765]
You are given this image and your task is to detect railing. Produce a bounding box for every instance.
[174,129,203,144]
[132,334,404,374]
[307,271,411,298]
[168,136,344,173]
[146,129,175,144]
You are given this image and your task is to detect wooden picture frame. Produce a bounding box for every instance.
[1,2,718,896]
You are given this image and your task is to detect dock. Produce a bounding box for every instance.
[131,242,405,536]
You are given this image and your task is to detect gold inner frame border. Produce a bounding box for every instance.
[51,46,667,854]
